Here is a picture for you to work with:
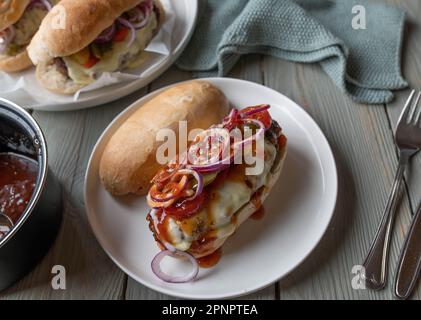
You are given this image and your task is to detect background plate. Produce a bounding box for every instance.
[84,78,338,299]
[0,0,197,112]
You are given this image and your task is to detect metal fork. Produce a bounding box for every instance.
[362,90,421,290]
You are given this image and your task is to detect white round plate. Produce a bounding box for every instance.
[85,78,338,299]
[1,0,197,112]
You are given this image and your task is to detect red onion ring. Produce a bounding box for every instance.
[149,174,189,203]
[240,104,270,118]
[176,169,203,201]
[95,23,117,44]
[147,193,175,209]
[117,17,136,48]
[223,108,239,131]
[130,0,153,29]
[29,0,52,11]
[151,250,199,283]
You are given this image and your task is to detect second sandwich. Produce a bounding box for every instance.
[28,0,165,94]
[0,0,55,73]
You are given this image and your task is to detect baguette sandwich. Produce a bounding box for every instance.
[146,104,287,283]
[27,0,165,94]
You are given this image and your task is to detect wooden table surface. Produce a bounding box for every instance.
[1,0,421,300]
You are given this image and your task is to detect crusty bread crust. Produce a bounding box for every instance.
[0,48,32,72]
[35,60,84,95]
[0,0,30,31]
[28,0,159,64]
[188,145,288,259]
[100,81,230,196]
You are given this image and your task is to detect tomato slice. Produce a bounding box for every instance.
[83,54,99,68]
[165,192,206,220]
[240,106,272,129]
[113,27,129,42]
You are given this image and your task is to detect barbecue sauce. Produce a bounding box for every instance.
[0,153,38,224]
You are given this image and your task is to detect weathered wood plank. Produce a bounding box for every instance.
[263,57,415,299]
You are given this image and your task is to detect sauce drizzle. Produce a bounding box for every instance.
[196,248,222,268]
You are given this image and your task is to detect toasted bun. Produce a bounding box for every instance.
[188,145,287,259]
[35,60,84,95]
[100,81,230,196]
[0,0,30,31]
[28,0,163,64]
[0,49,32,72]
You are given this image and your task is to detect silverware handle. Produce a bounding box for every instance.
[395,203,421,299]
[362,155,409,290]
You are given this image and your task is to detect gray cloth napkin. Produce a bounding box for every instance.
[176,0,408,104]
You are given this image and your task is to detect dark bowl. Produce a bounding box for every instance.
[0,98,63,292]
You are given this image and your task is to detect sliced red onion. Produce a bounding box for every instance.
[147,193,174,209]
[29,0,52,11]
[177,169,203,201]
[117,17,136,48]
[188,153,233,173]
[149,175,189,203]
[151,250,199,283]
[223,108,239,131]
[129,0,153,29]
[39,0,52,10]
[0,26,14,54]
[95,23,117,44]
[240,104,270,118]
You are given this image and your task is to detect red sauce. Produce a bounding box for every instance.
[155,210,172,244]
[196,248,222,268]
[250,206,265,220]
[0,153,38,224]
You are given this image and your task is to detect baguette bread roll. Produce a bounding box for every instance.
[28,0,143,64]
[100,81,230,196]
[0,49,31,72]
[28,0,166,95]
[0,0,30,31]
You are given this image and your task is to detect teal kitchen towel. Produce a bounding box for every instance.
[176,0,408,104]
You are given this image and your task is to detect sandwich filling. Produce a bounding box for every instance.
[146,106,287,254]
[51,0,160,86]
[0,1,51,57]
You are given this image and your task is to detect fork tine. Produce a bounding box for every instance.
[409,91,421,124]
[399,90,416,124]
[413,91,421,126]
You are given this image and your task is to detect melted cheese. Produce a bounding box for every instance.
[63,13,157,85]
[166,140,278,251]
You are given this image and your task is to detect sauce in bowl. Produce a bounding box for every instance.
[0,153,38,239]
